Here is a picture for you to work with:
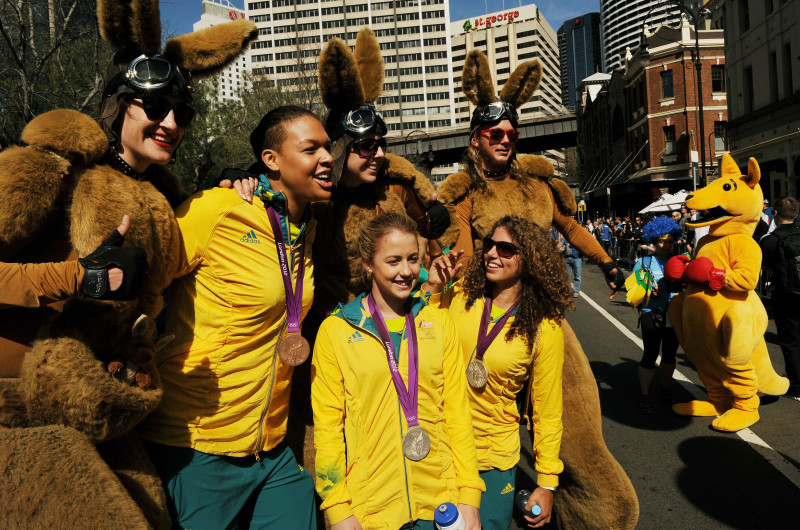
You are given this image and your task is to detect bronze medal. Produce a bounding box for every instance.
[278,331,310,366]
[402,425,431,461]
[466,359,489,389]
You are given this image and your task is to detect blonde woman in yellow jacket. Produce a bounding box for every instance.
[139,106,334,529]
[312,213,484,530]
[423,215,574,530]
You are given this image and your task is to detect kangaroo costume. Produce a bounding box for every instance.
[0,1,256,527]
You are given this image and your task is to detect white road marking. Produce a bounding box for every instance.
[578,290,800,490]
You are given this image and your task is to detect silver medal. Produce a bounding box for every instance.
[466,360,489,389]
[402,425,431,461]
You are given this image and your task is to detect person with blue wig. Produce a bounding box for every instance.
[629,216,683,414]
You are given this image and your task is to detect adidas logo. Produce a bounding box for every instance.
[240,230,260,244]
[500,483,514,495]
[347,331,366,344]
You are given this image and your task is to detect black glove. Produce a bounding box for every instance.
[601,261,625,287]
[213,167,255,188]
[79,230,148,300]
[426,200,451,239]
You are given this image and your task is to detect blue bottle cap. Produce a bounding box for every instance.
[434,502,459,526]
[531,504,542,516]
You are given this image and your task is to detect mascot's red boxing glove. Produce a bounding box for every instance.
[682,256,726,290]
[665,254,691,282]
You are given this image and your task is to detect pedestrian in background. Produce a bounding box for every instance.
[759,197,800,402]
[628,216,683,414]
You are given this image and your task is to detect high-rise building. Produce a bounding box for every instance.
[558,12,602,109]
[449,4,563,125]
[600,0,682,72]
[245,0,454,133]
[194,0,250,102]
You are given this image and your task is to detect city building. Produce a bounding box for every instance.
[577,18,727,218]
[194,0,250,102]
[710,0,800,201]
[245,0,455,133]
[601,0,682,73]
[558,12,602,109]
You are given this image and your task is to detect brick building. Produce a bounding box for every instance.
[576,19,727,218]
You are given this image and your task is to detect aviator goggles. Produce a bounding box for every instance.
[479,128,520,145]
[474,101,518,125]
[482,237,519,259]
[131,96,195,127]
[103,54,193,100]
[352,137,387,157]
[342,105,387,135]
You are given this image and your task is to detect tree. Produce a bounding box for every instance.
[0,0,109,148]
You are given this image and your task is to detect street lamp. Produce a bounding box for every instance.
[404,129,435,171]
[642,1,711,184]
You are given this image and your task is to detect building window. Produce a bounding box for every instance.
[783,43,794,98]
[769,52,779,103]
[663,126,676,155]
[660,70,674,99]
[743,66,754,113]
[739,0,750,32]
[713,121,727,151]
[711,65,726,93]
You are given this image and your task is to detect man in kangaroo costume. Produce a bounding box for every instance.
[0,1,256,527]
[435,50,639,529]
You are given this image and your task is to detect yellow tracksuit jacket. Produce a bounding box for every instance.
[312,293,485,529]
[434,284,564,488]
[140,186,314,457]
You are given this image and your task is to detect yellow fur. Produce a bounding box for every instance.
[164,20,258,78]
[462,50,497,107]
[354,29,383,103]
[499,60,542,108]
[318,38,365,110]
[669,154,789,432]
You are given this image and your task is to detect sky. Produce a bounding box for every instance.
[158,0,601,37]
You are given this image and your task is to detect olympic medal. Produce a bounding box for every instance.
[278,331,310,366]
[466,360,489,389]
[402,425,431,461]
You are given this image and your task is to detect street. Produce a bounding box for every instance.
[513,263,800,529]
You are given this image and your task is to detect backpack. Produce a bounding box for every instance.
[773,228,800,296]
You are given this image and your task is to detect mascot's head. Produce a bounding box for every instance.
[685,153,762,236]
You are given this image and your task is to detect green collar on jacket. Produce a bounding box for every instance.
[254,174,312,244]
[332,292,428,340]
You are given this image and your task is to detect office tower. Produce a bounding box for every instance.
[558,12,601,109]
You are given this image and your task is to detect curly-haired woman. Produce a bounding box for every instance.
[631,216,683,414]
[423,215,574,530]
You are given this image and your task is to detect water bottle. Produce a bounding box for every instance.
[515,489,542,517]
[434,502,465,530]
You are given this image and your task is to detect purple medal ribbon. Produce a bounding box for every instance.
[367,295,421,428]
[474,298,518,362]
[266,207,305,334]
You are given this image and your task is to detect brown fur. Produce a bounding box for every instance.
[462,50,497,107]
[318,38,365,110]
[548,175,577,214]
[499,60,542,108]
[0,426,157,529]
[556,322,639,529]
[354,29,383,103]
[130,0,162,56]
[21,110,107,164]
[165,20,258,78]
[0,379,27,428]
[97,0,133,51]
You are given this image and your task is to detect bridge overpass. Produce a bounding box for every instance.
[387,112,577,166]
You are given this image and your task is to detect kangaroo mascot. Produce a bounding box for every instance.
[665,154,789,431]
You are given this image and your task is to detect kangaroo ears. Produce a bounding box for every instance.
[164,20,258,78]
[98,0,161,55]
[500,60,542,108]
[319,38,365,109]
[744,157,761,188]
[354,29,384,104]
[319,29,384,110]
[462,50,497,107]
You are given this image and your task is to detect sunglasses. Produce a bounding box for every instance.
[482,237,519,259]
[479,128,520,145]
[353,137,387,157]
[131,97,195,127]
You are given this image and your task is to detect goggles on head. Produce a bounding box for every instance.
[474,101,518,125]
[103,54,194,100]
[342,104,387,135]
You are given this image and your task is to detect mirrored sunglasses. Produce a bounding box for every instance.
[353,137,387,157]
[133,96,195,127]
[482,236,519,259]
[479,128,520,145]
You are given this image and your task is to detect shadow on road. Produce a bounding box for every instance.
[677,436,800,528]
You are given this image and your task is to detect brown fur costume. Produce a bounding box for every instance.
[434,50,639,529]
[0,1,256,527]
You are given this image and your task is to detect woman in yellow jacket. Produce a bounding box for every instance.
[139,106,334,529]
[312,213,484,530]
[423,215,574,530]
